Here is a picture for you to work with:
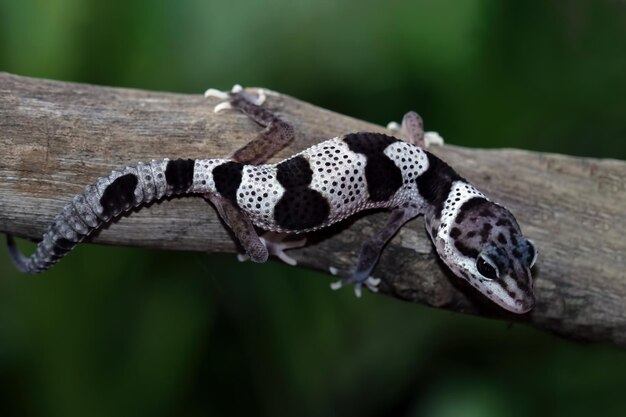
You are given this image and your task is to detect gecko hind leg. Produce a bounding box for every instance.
[329,206,421,297]
[238,232,306,266]
[205,85,295,164]
[205,192,269,263]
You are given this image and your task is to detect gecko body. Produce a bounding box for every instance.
[7,87,537,313]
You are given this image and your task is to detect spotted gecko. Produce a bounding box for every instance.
[7,86,537,313]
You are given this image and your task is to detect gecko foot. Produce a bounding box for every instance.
[387,111,444,148]
[238,232,305,266]
[204,84,267,113]
[328,267,381,298]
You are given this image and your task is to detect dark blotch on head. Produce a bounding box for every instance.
[450,227,462,239]
[274,188,330,230]
[498,233,507,245]
[100,174,139,217]
[344,132,402,202]
[276,156,313,188]
[455,197,488,224]
[213,161,244,203]
[454,241,479,258]
[165,159,195,194]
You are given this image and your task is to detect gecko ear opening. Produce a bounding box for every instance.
[527,239,538,268]
[476,254,499,280]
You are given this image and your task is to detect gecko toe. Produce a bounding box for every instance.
[328,267,379,297]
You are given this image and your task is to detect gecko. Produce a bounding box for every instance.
[6,85,537,313]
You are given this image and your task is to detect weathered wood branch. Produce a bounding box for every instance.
[1,72,625,346]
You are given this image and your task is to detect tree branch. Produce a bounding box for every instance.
[1,72,625,347]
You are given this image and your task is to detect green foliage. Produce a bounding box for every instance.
[1,1,625,416]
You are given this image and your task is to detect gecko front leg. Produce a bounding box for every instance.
[330,204,422,297]
[387,111,444,148]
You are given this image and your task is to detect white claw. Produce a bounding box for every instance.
[365,277,381,292]
[424,131,445,147]
[204,88,229,99]
[329,266,339,276]
[214,101,233,113]
[386,121,401,132]
[237,254,249,262]
[231,84,243,93]
[250,89,266,106]
[330,279,343,290]
[275,251,297,266]
[354,285,362,298]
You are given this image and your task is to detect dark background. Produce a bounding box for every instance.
[1,1,625,416]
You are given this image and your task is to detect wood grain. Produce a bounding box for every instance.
[1,72,625,346]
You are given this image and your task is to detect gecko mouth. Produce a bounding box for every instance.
[488,288,535,314]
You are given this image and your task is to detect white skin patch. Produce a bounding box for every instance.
[192,159,227,193]
[306,138,373,222]
[237,164,284,230]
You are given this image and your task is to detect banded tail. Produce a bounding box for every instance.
[7,158,222,274]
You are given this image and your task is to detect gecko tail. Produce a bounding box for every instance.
[6,234,34,274]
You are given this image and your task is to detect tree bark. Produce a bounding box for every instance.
[1,72,625,347]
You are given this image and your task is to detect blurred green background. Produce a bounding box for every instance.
[1,0,626,416]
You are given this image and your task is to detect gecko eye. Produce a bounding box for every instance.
[527,239,538,268]
[476,255,499,280]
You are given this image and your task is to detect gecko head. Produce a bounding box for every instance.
[438,198,538,314]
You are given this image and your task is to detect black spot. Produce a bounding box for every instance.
[274,188,330,230]
[517,279,530,293]
[479,209,494,217]
[343,132,402,201]
[496,218,512,227]
[454,241,479,258]
[450,227,462,239]
[165,159,195,194]
[526,240,535,263]
[497,233,507,245]
[276,156,313,188]
[100,174,139,218]
[512,249,522,258]
[213,161,244,203]
[480,223,493,242]
[416,152,463,218]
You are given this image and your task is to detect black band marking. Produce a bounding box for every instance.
[415,152,462,218]
[213,161,244,203]
[276,156,313,188]
[364,154,403,201]
[274,188,330,230]
[344,132,398,154]
[273,155,329,230]
[165,159,195,194]
[454,240,479,258]
[100,174,139,218]
[344,132,402,202]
